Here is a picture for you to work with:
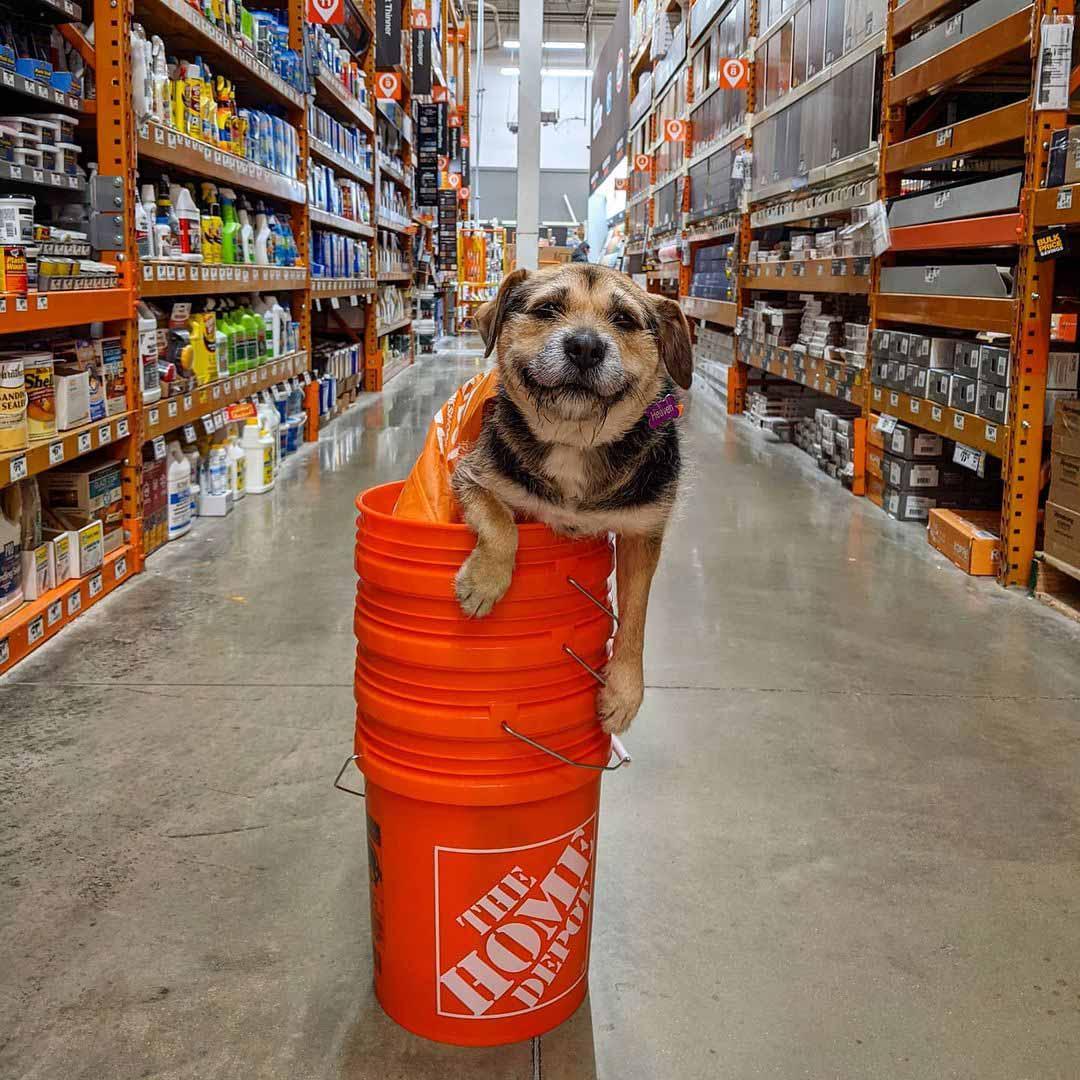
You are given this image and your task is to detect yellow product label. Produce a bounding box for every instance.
[236,454,246,493]
[0,382,27,452]
[0,246,27,294]
[23,360,56,441]
[263,448,273,486]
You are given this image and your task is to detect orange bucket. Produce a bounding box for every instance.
[340,481,627,1047]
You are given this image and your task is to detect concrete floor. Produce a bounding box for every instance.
[2,343,1080,1080]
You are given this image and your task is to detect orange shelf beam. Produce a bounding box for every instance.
[888,212,1023,251]
[875,293,1016,334]
[869,386,1006,458]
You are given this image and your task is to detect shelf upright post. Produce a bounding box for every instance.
[1000,0,1074,585]
[288,0,312,380]
[95,0,144,570]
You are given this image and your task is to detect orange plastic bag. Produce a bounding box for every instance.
[393,369,500,522]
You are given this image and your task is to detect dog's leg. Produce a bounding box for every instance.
[454,478,519,618]
[599,531,663,734]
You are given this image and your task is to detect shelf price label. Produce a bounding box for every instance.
[117,418,130,437]
[0,638,7,666]
[149,407,160,427]
[115,555,127,580]
[167,401,178,418]
[48,441,64,465]
[152,436,167,461]
[875,414,898,435]
[77,431,92,454]
[67,591,81,615]
[954,442,986,476]
[182,424,197,443]
[931,405,944,422]
[9,454,27,483]
[27,615,44,645]
[201,414,216,435]
[47,600,63,627]
[89,573,103,598]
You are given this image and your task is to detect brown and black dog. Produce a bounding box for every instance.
[451,262,692,734]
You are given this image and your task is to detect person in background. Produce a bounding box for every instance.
[571,237,590,263]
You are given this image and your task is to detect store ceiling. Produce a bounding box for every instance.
[473,0,621,37]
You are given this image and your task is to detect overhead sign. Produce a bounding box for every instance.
[615,177,629,191]
[458,187,470,202]
[447,172,462,189]
[589,0,630,193]
[633,153,652,172]
[412,28,432,95]
[376,70,403,100]
[664,118,689,142]
[375,0,403,67]
[719,58,750,89]
[411,0,431,27]
[307,0,344,24]
[433,85,449,103]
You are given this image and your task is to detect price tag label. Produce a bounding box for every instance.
[167,401,178,418]
[202,414,216,434]
[15,297,27,311]
[89,573,103,598]
[36,294,48,310]
[117,418,129,437]
[212,385,221,399]
[953,442,985,475]
[0,637,7,666]
[116,555,127,579]
[935,127,954,148]
[77,431,91,453]
[183,395,193,411]
[178,266,187,281]
[214,410,227,428]
[889,392,900,408]
[876,414,899,435]
[985,424,998,443]
[28,615,44,645]
[1058,188,1073,211]
[910,398,920,414]
[931,405,943,422]
[182,424,197,442]
[9,455,27,483]
[47,600,62,626]
[152,435,167,460]
[144,264,153,281]
[1,71,12,87]
[872,387,882,402]
[953,412,965,431]
[32,168,44,184]
[48,441,64,465]
[67,591,81,615]
[224,380,232,394]
[98,424,111,445]
[149,407,160,426]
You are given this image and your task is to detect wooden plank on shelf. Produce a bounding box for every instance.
[875,293,1015,334]
[1,412,135,492]
[887,7,1033,105]
[884,99,1028,174]
[680,296,737,327]
[744,257,871,293]
[0,546,135,676]
[868,385,1005,456]
[143,351,308,439]
[140,263,308,298]
[1034,557,1080,623]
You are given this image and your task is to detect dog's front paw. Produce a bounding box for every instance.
[598,661,644,734]
[455,549,513,618]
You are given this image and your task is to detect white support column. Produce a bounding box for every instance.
[515,0,543,270]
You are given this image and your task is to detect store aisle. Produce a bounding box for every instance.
[2,344,1080,1080]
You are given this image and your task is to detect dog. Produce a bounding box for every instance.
[451,262,692,735]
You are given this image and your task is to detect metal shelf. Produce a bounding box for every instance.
[377,316,412,337]
[143,352,308,439]
[314,71,375,131]
[139,121,306,204]
[377,214,413,235]
[0,287,132,335]
[311,277,376,298]
[1032,185,1080,228]
[140,263,308,297]
[869,385,1005,457]
[0,547,134,677]
[0,160,84,194]
[0,68,84,113]
[378,269,413,282]
[888,213,1022,250]
[744,341,864,404]
[1,412,135,492]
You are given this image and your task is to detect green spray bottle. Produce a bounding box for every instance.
[220,187,241,265]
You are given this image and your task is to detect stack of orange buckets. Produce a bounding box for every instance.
[343,480,624,1046]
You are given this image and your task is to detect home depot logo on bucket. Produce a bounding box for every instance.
[435,816,596,1019]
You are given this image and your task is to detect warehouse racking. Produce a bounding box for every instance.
[0,0,472,675]
[622,0,1075,593]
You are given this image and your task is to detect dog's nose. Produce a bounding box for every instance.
[563,329,607,370]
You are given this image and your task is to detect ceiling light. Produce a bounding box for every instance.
[503,40,586,50]
[499,67,592,78]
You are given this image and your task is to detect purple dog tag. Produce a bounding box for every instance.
[645,394,680,429]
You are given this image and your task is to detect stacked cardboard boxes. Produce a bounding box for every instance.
[1045,399,1080,570]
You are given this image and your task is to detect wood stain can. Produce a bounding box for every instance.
[22,351,56,442]
[0,354,27,452]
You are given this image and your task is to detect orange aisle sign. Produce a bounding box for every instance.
[376,71,403,100]
[438,154,449,170]
[615,177,629,191]
[433,85,449,102]
[411,0,431,28]
[461,134,470,147]
[447,172,462,189]
[633,153,653,171]
[307,0,344,23]
[449,113,463,128]
[663,119,689,142]
[458,187,470,201]
[719,58,750,89]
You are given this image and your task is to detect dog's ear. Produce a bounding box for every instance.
[476,269,531,357]
[651,295,694,390]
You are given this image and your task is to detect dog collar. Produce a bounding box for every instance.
[645,393,683,429]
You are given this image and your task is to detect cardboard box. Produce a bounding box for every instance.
[867,472,885,507]
[884,453,941,490]
[927,370,952,406]
[55,370,90,431]
[867,444,886,479]
[868,415,885,450]
[927,508,1002,575]
[43,519,103,577]
[1047,351,1079,390]
[51,532,73,584]
[953,340,981,378]
[890,331,911,360]
[1046,389,1077,427]
[38,460,122,515]
[950,373,978,412]
[888,422,945,460]
[1051,399,1080,458]
[910,335,957,369]
[977,345,1010,387]
[885,488,936,522]
[1050,451,1080,513]
[1044,501,1080,569]
[20,542,54,600]
[976,380,1009,425]
[871,358,890,386]
[905,333,930,364]
[871,328,892,358]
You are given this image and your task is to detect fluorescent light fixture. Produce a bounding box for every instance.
[499,66,591,78]
[503,40,586,50]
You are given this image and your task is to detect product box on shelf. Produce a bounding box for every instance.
[949,374,978,412]
[905,364,929,399]
[868,415,885,450]
[1048,351,1080,390]
[1049,450,1080,513]
[888,423,945,460]
[884,489,937,522]
[1044,501,1080,569]
[978,345,1010,387]
[976,381,1009,425]
[867,443,886,480]
[20,541,53,601]
[953,340,981,378]
[1052,399,1080,458]
[868,472,886,507]
[37,460,122,518]
[927,370,952,406]
[52,532,72,584]
[927,508,1002,576]
[911,335,960,369]
[43,519,103,577]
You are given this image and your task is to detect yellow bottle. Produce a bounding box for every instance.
[189,313,214,385]
[183,61,203,140]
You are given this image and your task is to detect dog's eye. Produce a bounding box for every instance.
[610,309,641,332]
[530,302,564,320]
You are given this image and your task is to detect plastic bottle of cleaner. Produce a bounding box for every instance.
[173,183,203,262]
[254,294,281,357]
[205,301,229,378]
[137,300,162,403]
[200,183,223,263]
[140,183,158,259]
[155,177,181,260]
[237,195,256,263]
[253,203,272,265]
[149,36,168,124]
[135,190,152,261]
[0,483,23,619]
[207,438,229,496]
[220,187,240,264]
[257,399,281,475]
[166,441,193,540]
[188,312,215,385]
[218,304,240,376]
[227,422,246,499]
[242,417,275,493]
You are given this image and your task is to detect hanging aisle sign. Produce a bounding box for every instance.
[633,153,653,171]
[663,119,689,142]
[376,0,403,66]
[376,70,403,100]
[413,27,432,95]
[718,58,750,89]
[307,0,344,24]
